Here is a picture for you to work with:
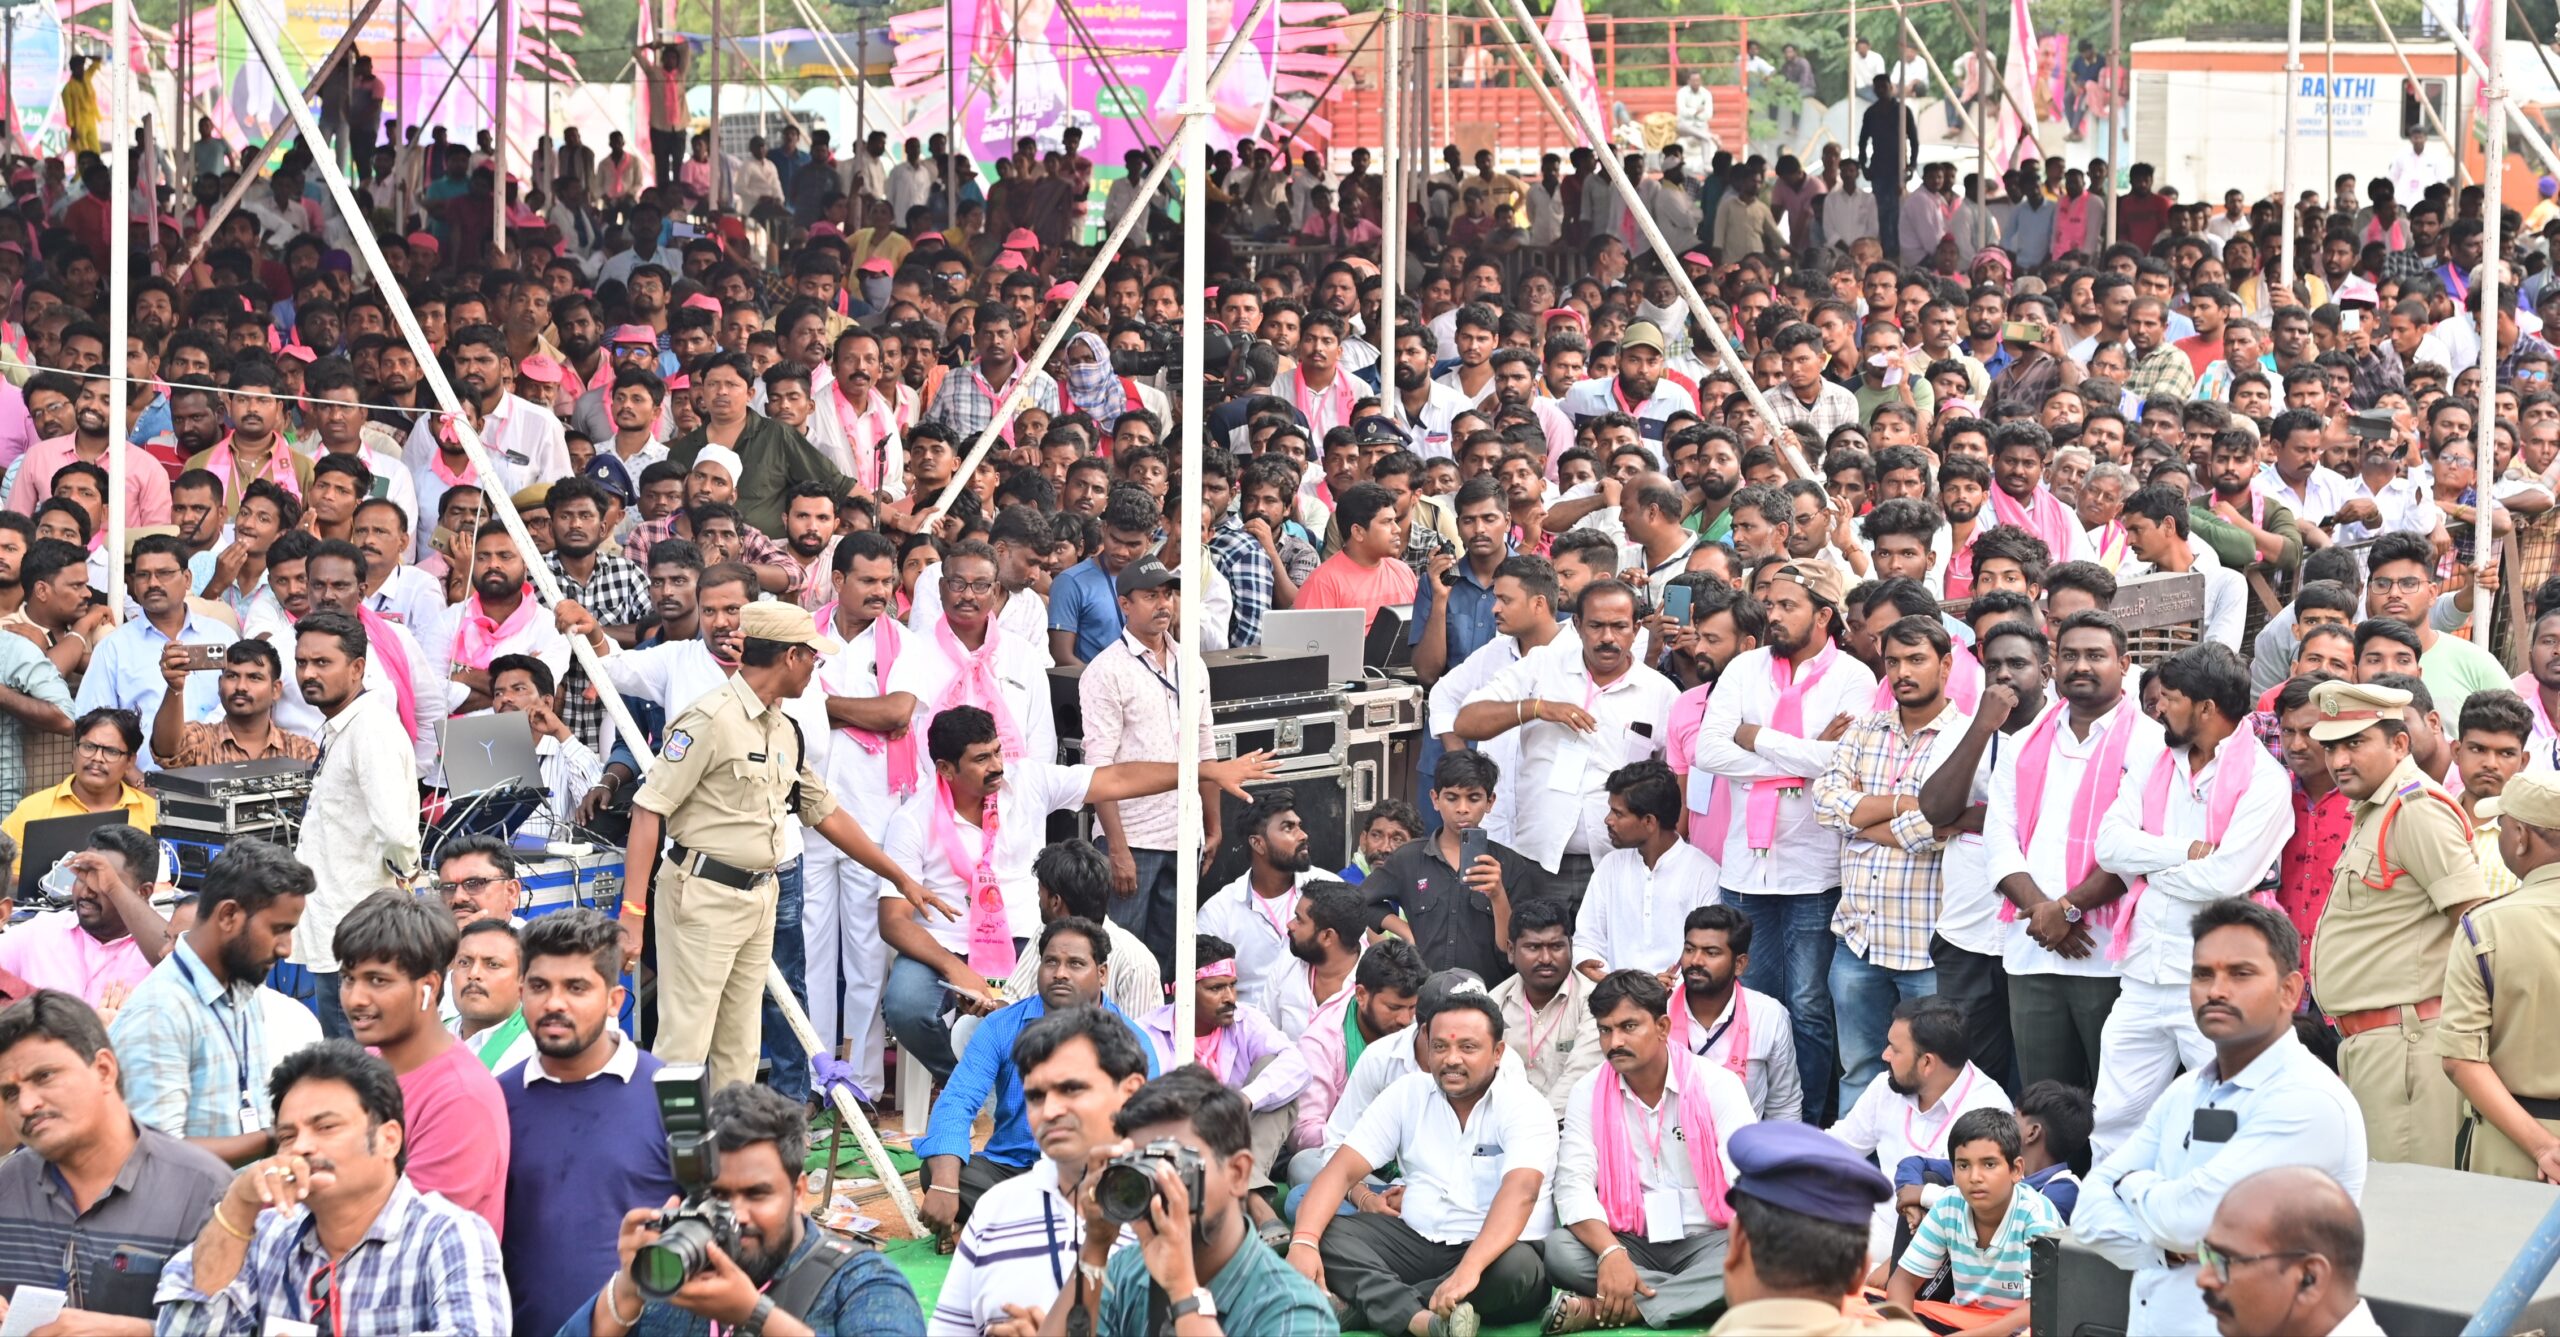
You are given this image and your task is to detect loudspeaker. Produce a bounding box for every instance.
[1201,761,1353,893]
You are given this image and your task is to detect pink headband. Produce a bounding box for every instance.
[1195,959,1238,981]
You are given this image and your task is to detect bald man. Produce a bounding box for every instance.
[2195,1167,2380,1337]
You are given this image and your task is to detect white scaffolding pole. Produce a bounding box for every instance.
[494,0,511,260]
[2477,0,2506,650]
[222,0,930,1238]
[1383,0,1401,371]
[2413,0,2560,178]
[2363,0,2471,186]
[2284,0,2301,297]
[1173,0,1206,1058]
[108,0,129,617]
[1488,0,1811,479]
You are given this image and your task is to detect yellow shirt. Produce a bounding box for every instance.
[0,778,158,878]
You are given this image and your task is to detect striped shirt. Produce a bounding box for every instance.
[153,1177,510,1336]
[0,1123,229,1319]
[107,936,273,1141]
[1897,1180,2064,1311]
[929,1157,1132,1336]
[1813,700,1965,972]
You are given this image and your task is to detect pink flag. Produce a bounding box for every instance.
[2472,0,2498,110]
[1997,0,2045,171]
[1546,0,1606,144]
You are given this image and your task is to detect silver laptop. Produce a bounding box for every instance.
[1259,608,1366,685]
[441,712,543,795]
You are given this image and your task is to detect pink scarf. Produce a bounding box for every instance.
[208,435,302,501]
[1288,367,1353,434]
[928,775,1015,977]
[829,609,918,797]
[934,615,1027,761]
[1988,483,2078,564]
[453,585,540,672]
[1871,648,1982,714]
[834,383,897,493]
[2115,730,2263,961]
[1667,984,1752,1082]
[1747,643,1839,852]
[1999,698,2138,926]
[354,606,421,743]
[1591,1046,1735,1234]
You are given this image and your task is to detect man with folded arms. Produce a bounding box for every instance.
[1542,969,1757,1334]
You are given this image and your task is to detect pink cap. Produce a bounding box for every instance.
[914,231,944,245]
[807,221,843,237]
[1679,250,1714,269]
[857,256,893,274]
[681,293,723,314]
[519,354,565,384]
[609,324,658,346]
[992,251,1027,271]
[1003,228,1040,249]
[405,231,441,253]
[0,241,26,257]
[1043,281,1078,300]
[277,344,318,364]
[666,373,691,391]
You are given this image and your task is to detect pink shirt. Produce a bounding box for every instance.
[1664,681,1717,853]
[397,1042,513,1238]
[1289,987,1360,1150]
[5,432,173,526]
[1294,552,1419,632]
[0,910,149,1006]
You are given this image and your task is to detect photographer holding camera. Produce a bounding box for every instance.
[1041,1066,1336,1337]
[588,1081,923,1337]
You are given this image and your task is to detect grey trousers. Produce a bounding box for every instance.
[1543,1228,1730,1327]
[2009,972,2120,1095]
[1317,1212,1549,1335]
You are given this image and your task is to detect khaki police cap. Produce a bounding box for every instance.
[2308,679,2413,742]
[2479,769,2560,828]
[738,601,842,654]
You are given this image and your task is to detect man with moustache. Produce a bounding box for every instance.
[1544,968,1758,1333]
[444,525,568,720]
[2308,677,2487,1168]
[305,541,443,778]
[1669,905,1802,1122]
[543,476,649,751]
[2194,1167,2381,1337]
[1668,578,1762,861]
[1135,935,1309,1209]
[351,497,442,629]
[2453,691,2533,896]
[497,909,678,1335]
[1385,327,1474,458]
[1987,611,2152,1095]
[1912,618,2051,1093]
[808,329,903,497]
[403,324,572,526]
[1429,555,1568,846]
[289,611,420,1041]
[449,916,537,1075]
[1485,896,1598,1117]
[1199,790,1335,1027]
[2075,901,2366,1337]
[148,637,314,768]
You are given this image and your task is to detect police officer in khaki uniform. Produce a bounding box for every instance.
[2441,768,2560,1180]
[624,601,935,1088]
[2309,678,2492,1168]
[1702,1123,1926,1337]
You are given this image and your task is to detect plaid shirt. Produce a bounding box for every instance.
[1209,517,1275,646]
[2122,343,2198,400]
[1813,700,1960,972]
[619,512,794,570]
[923,359,1060,440]
[107,937,271,1141]
[154,1177,509,1336]
[1766,379,1862,440]
[547,549,652,750]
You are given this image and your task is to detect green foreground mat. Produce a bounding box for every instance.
[877,1237,1694,1337]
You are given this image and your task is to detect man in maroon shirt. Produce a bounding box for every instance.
[2116,162,2172,253]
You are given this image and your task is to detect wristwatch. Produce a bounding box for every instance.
[740,1295,777,1337]
[1169,1288,1219,1322]
[2061,903,2083,924]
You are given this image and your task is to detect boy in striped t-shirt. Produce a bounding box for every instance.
[1885,1108,2063,1334]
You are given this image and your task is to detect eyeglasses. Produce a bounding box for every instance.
[2197,1241,2313,1285]
[436,875,512,902]
[2368,574,2433,595]
[74,741,129,760]
[941,576,997,595]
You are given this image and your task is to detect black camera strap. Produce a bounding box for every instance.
[767,1222,869,1323]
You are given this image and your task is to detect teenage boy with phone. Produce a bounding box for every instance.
[1363,749,1548,985]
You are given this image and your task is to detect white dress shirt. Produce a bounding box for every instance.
[1341,1068,1559,1245]
[1570,841,1721,976]
[289,691,423,973]
[1430,632,1529,841]
[365,565,448,632]
[2094,732,2294,987]
[1321,1021,1527,1155]
[2074,1030,2367,1337]
[1930,705,2025,957]
[810,616,939,872]
[1694,645,1879,896]
[1196,868,1332,1028]
[1552,1056,1756,1235]
[881,761,1096,954]
[2254,465,2353,526]
[1986,698,2163,978]
[1681,985,1802,1122]
[520,732,605,844]
[1270,956,1356,1040]
[401,393,573,525]
[1828,1062,2012,1265]
[1463,644,1677,872]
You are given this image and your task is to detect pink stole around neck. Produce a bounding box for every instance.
[354,607,420,742]
[934,615,1027,760]
[2113,730,2263,961]
[1744,643,1840,852]
[928,776,1015,976]
[1872,646,1983,714]
[827,608,918,797]
[2000,698,2137,928]
[1989,482,2077,561]
[1591,1045,1734,1234]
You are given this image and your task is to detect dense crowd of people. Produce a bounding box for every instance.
[0,27,2548,1337]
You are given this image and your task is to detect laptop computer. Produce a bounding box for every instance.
[1259,608,1366,685]
[441,712,543,796]
[18,810,134,903]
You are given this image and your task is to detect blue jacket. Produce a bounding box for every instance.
[915,995,1158,1169]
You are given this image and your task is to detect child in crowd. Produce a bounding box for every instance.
[1894,1080,2093,1224]
[1886,1107,2065,1336]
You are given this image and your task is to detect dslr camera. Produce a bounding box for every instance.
[1094,1138,1207,1225]
[630,1065,742,1299]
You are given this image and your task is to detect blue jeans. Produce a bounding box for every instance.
[309,970,351,1041]
[1105,845,1179,979]
[1829,948,1939,1110]
[1725,888,1841,1124]
[759,858,810,1103]
[883,956,962,1081]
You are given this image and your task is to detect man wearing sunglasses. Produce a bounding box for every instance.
[2073,899,2366,1337]
[2195,1165,2378,1337]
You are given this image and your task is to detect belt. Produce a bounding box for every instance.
[666,844,769,891]
[2517,1095,2560,1121]
[2331,996,2443,1039]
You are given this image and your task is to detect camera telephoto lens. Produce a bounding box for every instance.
[632,1215,719,1299]
[1094,1160,1159,1224]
